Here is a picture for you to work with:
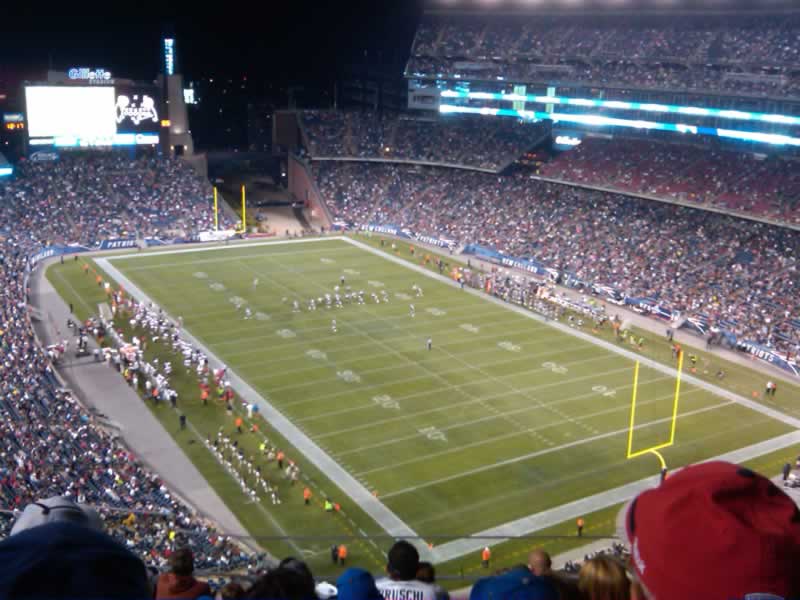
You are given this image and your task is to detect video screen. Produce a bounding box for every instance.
[25,85,161,147]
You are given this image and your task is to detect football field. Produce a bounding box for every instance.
[96,236,796,554]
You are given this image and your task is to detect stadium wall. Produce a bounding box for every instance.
[309,156,498,174]
[288,155,333,229]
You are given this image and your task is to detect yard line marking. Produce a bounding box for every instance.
[241,257,569,454]
[344,236,800,430]
[427,427,800,562]
[378,400,734,500]
[102,237,800,565]
[259,340,598,394]
[96,252,420,541]
[210,308,541,354]
[293,348,606,422]
[347,383,700,470]
[293,351,622,421]
[312,362,657,440]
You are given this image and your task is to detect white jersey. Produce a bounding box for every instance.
[375,578,437,600]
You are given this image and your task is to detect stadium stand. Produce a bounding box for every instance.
[539,138,800,225]
[300,111,549,171]
[0,152,250,572]
[407,13,800,99]
[313,161,800,358]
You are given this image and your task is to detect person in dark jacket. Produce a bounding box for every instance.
[0,496,149,600]
[155,548,211,600]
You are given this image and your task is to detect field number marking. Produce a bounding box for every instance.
[542,361,568,375]
[419,426,447,442]
[498,341,521,352]
[592,385,617,398]
[373,395,400,410]
[337,370,361,383]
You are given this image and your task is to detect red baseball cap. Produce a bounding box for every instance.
[625,461,800,600]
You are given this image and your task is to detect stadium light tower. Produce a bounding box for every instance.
[158,34,194,157]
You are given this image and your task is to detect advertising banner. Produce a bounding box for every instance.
[736,341,799,377]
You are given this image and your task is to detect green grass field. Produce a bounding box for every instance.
[47,235,800,579]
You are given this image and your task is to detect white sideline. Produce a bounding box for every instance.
[427,429,800,563]
[96,252,421,543]
[99,237,800,564]
[342,237,800,430]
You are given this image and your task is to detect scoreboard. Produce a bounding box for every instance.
[25,85,161,147]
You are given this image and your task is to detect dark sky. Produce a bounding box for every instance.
[0,2,422,88]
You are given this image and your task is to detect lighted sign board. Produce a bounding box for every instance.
[164,38,175,75]
[68,68,113,83]
[25,85,161,147]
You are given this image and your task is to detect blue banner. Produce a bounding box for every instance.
[361,224,456,249]
[736,341,799,377]
[30,244,90,264]
[624,297,675,320]
[680,317,708,336]
[463,244,557,278]
[97,238,166,250]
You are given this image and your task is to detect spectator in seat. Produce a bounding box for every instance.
[245,566,316,600]
[527,548,552,577]
[625,461,800,600]
[0,497,150,599]
[336,568,383,600]
[215,582,244,600]
[416,561,449,600]
[577,557,629,600]
[156,548,212,600]
[376,540,437,600]
[470,564,559,600]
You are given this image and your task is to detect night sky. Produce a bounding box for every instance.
[0,2,422,88]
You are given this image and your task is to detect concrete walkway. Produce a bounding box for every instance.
[30,260,255,548]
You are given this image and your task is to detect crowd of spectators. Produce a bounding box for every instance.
[0,152,221,247]
[300,111,547,170]
[0,460,797,599]
[539,138,800,225]
[0,150,246,572]
[407,14,800,98]
[314,161,800,357]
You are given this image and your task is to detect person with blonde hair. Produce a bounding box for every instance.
[577,557,629,600]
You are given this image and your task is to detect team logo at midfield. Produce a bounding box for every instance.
[115,94,158,126]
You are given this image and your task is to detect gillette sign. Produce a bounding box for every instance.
[68,68,113,83]
[116,94,159,127]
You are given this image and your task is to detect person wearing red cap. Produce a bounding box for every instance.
[624,461,800,600]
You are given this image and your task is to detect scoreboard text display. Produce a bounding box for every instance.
[25,85,161,147]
